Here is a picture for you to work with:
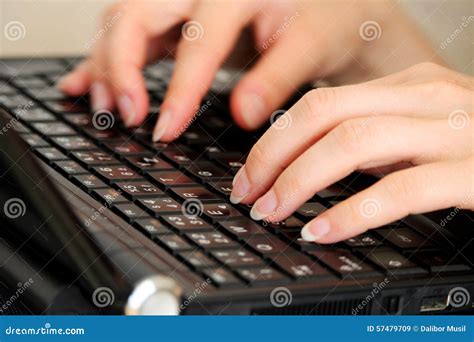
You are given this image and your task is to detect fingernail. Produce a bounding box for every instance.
[240,93,266,129]
[118,95,136,127]
[152,109,171,142]
[229,166,250,204]
[250,190,277,220]
[301,218,331,242]
[91,81,110,112]
[56,73,74,90]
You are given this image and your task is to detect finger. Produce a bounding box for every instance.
[301,158,474,244]
[248,116,451,221]
[230,83,472,204]
[230,23,317,130]
[56,60,94,96]
[153,1,253,142]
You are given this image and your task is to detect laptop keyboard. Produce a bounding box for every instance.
[0,58,471,289]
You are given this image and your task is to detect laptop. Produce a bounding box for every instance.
[0,57,473,315]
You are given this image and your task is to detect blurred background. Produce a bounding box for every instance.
[0,0,472,74]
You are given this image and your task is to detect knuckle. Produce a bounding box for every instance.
[379,173,417,210]
[246,142,277,179]
[299,88,336,122]
[419,80,472,100]
[417,61,445,72]
[331,119,366,153]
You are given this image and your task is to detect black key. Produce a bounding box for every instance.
[157,235,195,252]
[148,171,195,188]
[344,234,382,248]
[20,133,48,147]
[170,186,220,203]
[212,153,245,174]
[32,122,76,136]
[135,218,171,238]
[0,59,65,77]
[218,217,266,238]
[62,113,92,127]
[54,160,88,177]
[237,267,287,285]
[0,82,16,94]
[92,188,128,206]
[185,162,232,182]
[272,254,332,280]
[115,181,164,200]
[264,216,304,232]
[161,149,200,166]
[114,203,148,223]
[27,87,68,101]
[93,165,141,183]
[413,251,471,273]
[279,231,330,252]
[201,203,242,221]
[13,76,49,89]
[51,136,95,150]
[203,268,242,288]
[208,181,233,197]
[73,174,108,192]
[35,147,68,162]
[245,235,292,256]
[72,151,120,167]
[187,232,239,250]
[44,100,89,114]
[14,107,55,121]
[162,215,213,232]
[11,121,31,133]
[296,202,327,219]
[180,251,218,269]
[361,249,428,276]
[125,155,173,173]
[138,198,182,216]
[311,250,379,278]
[84,127,123,140]
[212,249,265,268]
[104,140,148,156]
[375,227,436,249]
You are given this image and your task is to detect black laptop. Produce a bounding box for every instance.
[0,57,472,315]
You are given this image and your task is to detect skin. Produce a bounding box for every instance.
[57,0,474,243]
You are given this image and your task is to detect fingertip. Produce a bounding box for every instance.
[231,81,269,130]
[117,91,149,128]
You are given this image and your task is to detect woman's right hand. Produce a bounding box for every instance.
[57,0,441,142]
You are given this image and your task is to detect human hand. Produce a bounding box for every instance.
[57,0,438,141]
[230,62,474,243]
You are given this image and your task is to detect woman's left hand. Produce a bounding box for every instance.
[230,62,474,243]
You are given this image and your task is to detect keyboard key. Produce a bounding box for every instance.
[138,198,182,215]
[218,217,266,238]
[171,186,220,203]
[272,254,332,280]
[93,165,141,183]
[185,162,232,182]
[296,202,327,219]
[361,249,428,276]
[32,122,76,136]
[148,171,195,188]
[211,153,245,174]
[279,231,330,252]
[245,235,293,256]
[115,181,164,200]
[207,181,233,197]
[54,160,88,177]
[237,267,288,285]
[44,100,89,114]
[135,218,171,238]
[162,215,213,232]
[187,232,239,250]
[104,140,148,156]
[21,133,48,147]
[374,227,436,249]
[35,147,68,162]
[114,203,148,223]
[51,136,96,150]
[125,155,173,173]
[264,216,304,232]
[92,188,128,206]
[73,174,108,192]
[161,149,200,166]
[310,250,379,278]
[63,113,91,126]
[180,251,218,269]
[157,235,195,252]
[412,251,471,273]
[344,234,382,248]
[201,203,242,221]
[14,107,55,121]
[72,151,120,167]
[203,268,242,288]
[211,249,265,268]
